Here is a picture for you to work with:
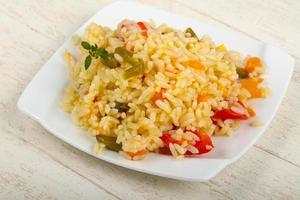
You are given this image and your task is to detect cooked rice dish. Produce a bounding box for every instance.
[62,19,267,160]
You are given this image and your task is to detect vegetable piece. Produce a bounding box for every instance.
[123,61,144,79]
[84,55,92,69]
[114,47,145,79]
[160,133,179,145]
[185,27,198,39]
[141,31,148,37]
[216,44,227,51]
[181,60,203,70]
[159,133,179,155]
[101,53,118,68]
[95,48,108,59]
[212,109,249,121]
[247,107,256,117]
[185,133,214,156]
[126,150,145,157]
[81,41,118,69]
[115,47,133,62]
[236,67,249,79]
[81,41,91,50]
[137,21,148,37]
[245,57,262,73]
[197,94,210,103]
[152,89,165,102]
[159,146,172,155]
[115,102,130,112]
[96,135,122,152]
[159,130,214,156]
[137,22,147,30]
[240,78,264,98]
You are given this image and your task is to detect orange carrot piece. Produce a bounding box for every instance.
[240,78,264,98]
[197,94,210,103]
[247,107,256,117]
[127,150,145,157]
[141,31,148,37]
[181,60,203,70]
[245,57,262,73]
[152,89,165,102]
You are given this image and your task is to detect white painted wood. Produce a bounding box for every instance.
[176,0,300,59]
[0,0,300,199]
[0,131,117,200]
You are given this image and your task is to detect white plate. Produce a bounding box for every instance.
[17,0,294,181]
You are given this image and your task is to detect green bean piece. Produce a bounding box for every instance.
[102,53,118,68]
[96,135,122,152]
[236,67,249,79]
[123,60,144,79]
[114,47,144,79]
[185,27,198,39]
[115,47,133,62]
[115,102,130,113]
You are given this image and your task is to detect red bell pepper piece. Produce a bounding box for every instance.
[159,130,214,156]
[160,133,178,145]
[185,133,214,155]
[212,109,248,121]
[137,21,147,30]
[137,21,148,37]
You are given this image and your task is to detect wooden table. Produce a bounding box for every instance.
[1,0,299,199]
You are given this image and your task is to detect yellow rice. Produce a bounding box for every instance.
[61,19,266,159]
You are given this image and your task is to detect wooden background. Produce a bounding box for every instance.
[0,0,299,199]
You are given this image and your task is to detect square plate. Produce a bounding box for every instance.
[17,0,294,181]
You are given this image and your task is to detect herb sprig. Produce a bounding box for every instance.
[81,41,109,69]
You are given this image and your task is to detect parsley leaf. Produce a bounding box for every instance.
[85,55,92,69]
[81,41,91,50]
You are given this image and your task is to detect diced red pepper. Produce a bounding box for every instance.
[137,22,147,30]
[212,109,248,121]
[159,130,214,156]
[137,21,148,37]
[160,133,178,145]
[185,134,214,155]
[159,146,171,155]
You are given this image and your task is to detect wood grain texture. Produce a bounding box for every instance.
[0,0,299,199]
[0,130,118,200]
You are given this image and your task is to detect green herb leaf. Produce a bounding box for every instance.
[81,41,91,50]
[82,41,119,70]
[95,48,109,59]
[85,55,92,70]
[91,44,97,51]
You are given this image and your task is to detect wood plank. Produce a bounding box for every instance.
[0,131,118,200]
[2,118,300,199]
[208,148,300,199]
[176,0,300,59]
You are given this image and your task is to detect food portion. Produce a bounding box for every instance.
[62,19,267,160]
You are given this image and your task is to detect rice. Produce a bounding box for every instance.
[62,19,267,160]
